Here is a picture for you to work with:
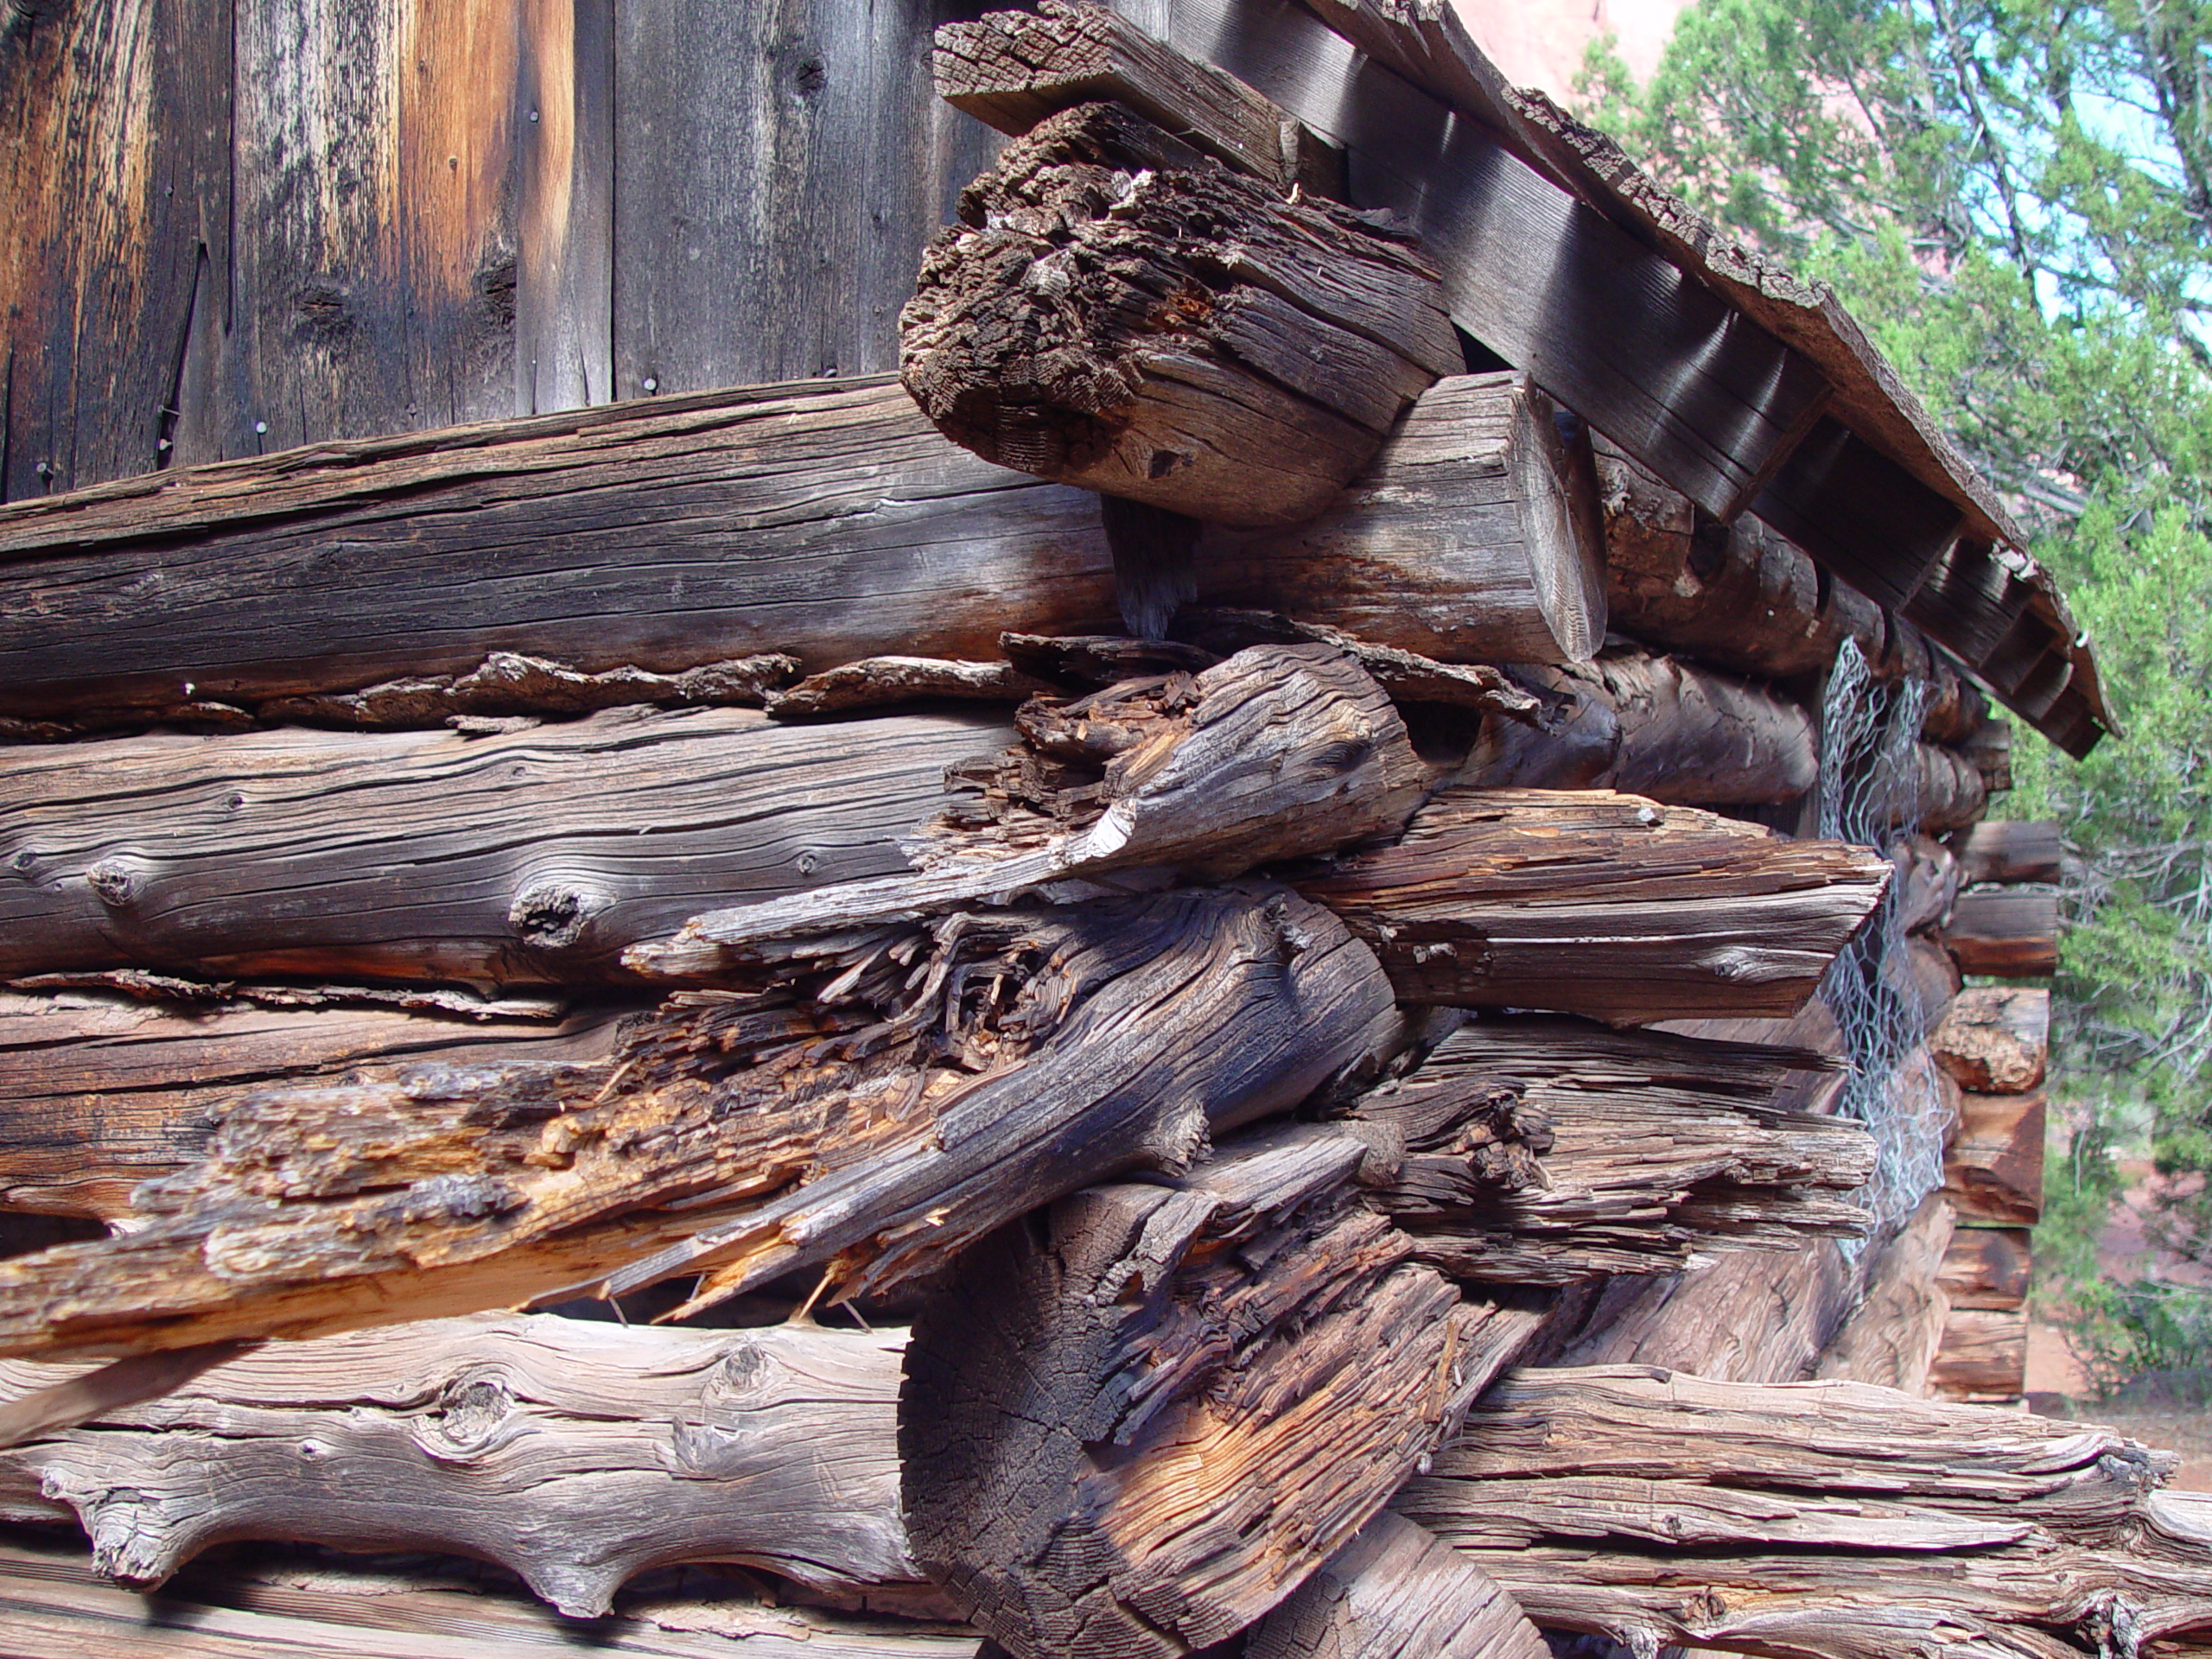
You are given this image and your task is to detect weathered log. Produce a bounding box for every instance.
[253,651,795,732]
[1163,611,1540,718]
[934,1,1344,197]
[0,990,630,1222]
[1909,741,1991,832]
[1944,1091,2047,1225]
[1929,987,2050,1095]
[1938,1225,2033,1311]
[901,100,1458,527]
[1292,788,1891,1023]
[1959,714,2016,794]
[630,645,1425,976]
[1887,935,1966,1029]
[0,887,1400,1360]
[0,377,1123,724]
[1198,372,1608,664]
[1245,1512,1548,1659]
[1348,1018,1871,1284]
[0,705,1013,986]
[1887,834,1961,935]
[1953,819,2063,887]
[1929,1305,2031,1401]
[0,1526,974,1659]
[1813,1191,1955,1395]
[1942,887,2061,977]
[763,659,1058,720]
[0,1314,916,1618]
[1459,650,1820,805]
[899,1122,1542,1659]
[1396,1365,2207,1658]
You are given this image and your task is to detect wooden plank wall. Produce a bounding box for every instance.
[0,0,1001,499]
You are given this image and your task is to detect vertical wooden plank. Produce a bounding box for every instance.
[516,0,613,412]
[0,0,230,498]
[613,0,999,397]
[175,0,525,461]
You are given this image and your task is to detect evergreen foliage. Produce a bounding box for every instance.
[1578,0,2212,1386]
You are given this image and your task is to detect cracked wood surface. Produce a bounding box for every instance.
[1348,1017,1871,1284]
[900,1121,1544,1659]
[1814,1191,1956,1394]
[1929,988,2050,1095]
[901,99,1455,527]
[0,1314,914,1619]
[0,706,1014,986]
[1246,1512,1548,1659]
[1396,1365,2210,1659]
[1292,789,1892,1023]
[0,887,1397,1360]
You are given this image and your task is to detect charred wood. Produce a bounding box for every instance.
[0,887,1400,1360]
[900,101,1457,527]
[1292,788,1891,1023]
[899,1122,1542,1659]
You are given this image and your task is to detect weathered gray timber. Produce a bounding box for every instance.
[1351,1018,1871,1283]
[0,887,1399,1360]
[0,378,1118,721]
[1953,819,2063,886]
[0,706,1014,985]
[0,991,630,1221]
[1942,887,2062,976]
[1397,1366,2207,1658]
[0,1316,917,1618]
[630,645,1425,976]
[1813,1191,1956,1393]
[899,1122,1541,1659]
[1245,1513,1549,1659]
[1199,372,1607,664]
[901,100,1457,526]
[1293,789,1891,1023]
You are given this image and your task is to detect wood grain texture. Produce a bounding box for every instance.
[1944,1092,2046,1226]
[902,100,1455,525]
[899,1122,1542,1659]
[0,377,1120,721]
[0,1314,913,1618]
[1397,1365,2203,1657]
[631,645,1425,976]
[0,990,629,1221]
[0,887,1398,1360]
[1245,1512,1548,1659]
[1294,788,1891,1022]
[1938,1224,2033,1311]
[1953,820,2063,887]
[1351,1017,1871,1283]
[1199,372,1607,664]
[1929,1305,2031,1401]
[1929,988,2050,1095]
[1814,1191,1955,1394]
[1942,888,2061,977]
[0,705,1013,985]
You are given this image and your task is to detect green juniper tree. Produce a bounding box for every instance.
[1580,0,2212,1391]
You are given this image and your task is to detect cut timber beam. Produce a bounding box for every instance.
[0,1315,916,1618]
[1197,372,1607,664]
[1292,788,1892,1023]
[0,706,1014,986]
[901,100,1458,526]
[0,991,629,1222]
[1348,1017,1872,1284]
[899,1122,1544,1659]
[1813,1191,1955,1394]
[630,645,1425,975]
[1929,1305,2031,1402]
[1938,1225,2033,1311]
[0,887,1399,1360]
[1942,888,2061,976]
[1929,987,2050,1094]
[1953,820,2063,886]
[1245,1513,1548,1659]
[1397,1365,2205,1658]
[1944,1091,2047,1225]
[0,377,1121,724]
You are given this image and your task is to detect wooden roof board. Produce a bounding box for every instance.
[1125,0,2113,755]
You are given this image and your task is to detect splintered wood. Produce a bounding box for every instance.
[901,101,1458,526]
[899,1123,1545,1659]
[1246,1513,1548,1659]
[1349,1018,1871,1283]
[1398,1366,2212,1658]
[1294,790,1892,1022]
[0,1315,917,1618]
[0,888,1397,1359]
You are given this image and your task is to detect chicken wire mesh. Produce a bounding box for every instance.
[1817,639,1952,1241]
